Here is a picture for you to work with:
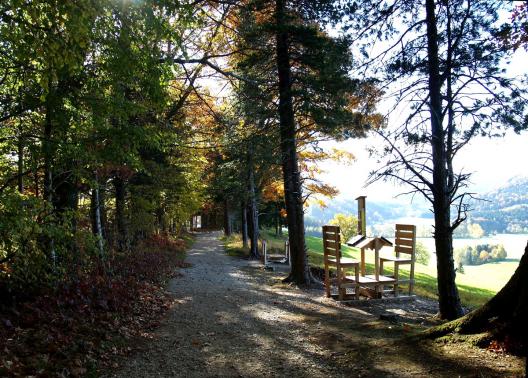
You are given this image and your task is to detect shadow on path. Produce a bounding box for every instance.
[110,231,524,377]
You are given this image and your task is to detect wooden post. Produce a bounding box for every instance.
[356,196,367,236]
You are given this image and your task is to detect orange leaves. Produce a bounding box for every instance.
[262,180,284,202]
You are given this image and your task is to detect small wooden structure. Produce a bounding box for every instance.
[348,236,396,298]
[263,239,291,268]
[379,224,417,296]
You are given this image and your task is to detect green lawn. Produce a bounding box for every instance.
[228,230,512,308]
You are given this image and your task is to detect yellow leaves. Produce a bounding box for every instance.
[305,182,339,199]
[313,199,328,208]
[298,146,355,166]
[262,180,284,202]
[329,148,355,165]
[329,213,359,242]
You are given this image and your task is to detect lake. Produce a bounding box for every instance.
[418,233,528,260]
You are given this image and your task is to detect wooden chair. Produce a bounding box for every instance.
[322,225,361,300]
[379,224,416,296]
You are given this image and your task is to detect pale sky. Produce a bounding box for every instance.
[319,48,528,205]
[319,130,528,204]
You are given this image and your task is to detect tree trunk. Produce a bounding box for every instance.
[114,176,128,251]
[93,182,105,259]
[34,168,39,198]
[425,0,463,319]
[223,199,232,236]
[42,89,56,264]
[275,203,280,236]
[425,243,528,370]
[278,207,283,236]
[17,132,24,193]
[241,201,249,249]
[43,90,54,205]
[275,0,311,285]
[248,160,259,259]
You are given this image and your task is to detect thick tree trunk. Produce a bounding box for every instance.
[425,0,463,319]
[53,172,78,214]
[241,201,249,249]
[275,0,311,285]
[114,176,128,251]
[223,199,232,236]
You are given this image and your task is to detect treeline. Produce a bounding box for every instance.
[0,1,223,297]
[456,244,508,267]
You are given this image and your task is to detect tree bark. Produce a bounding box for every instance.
[425,243,528,369]
[17,132,24,193]
[275,203,280,236]
[93,182,105,259]
[43,90,54,205]
[275,0,311,285]
[114,175,128,251]
[223,199,232,236]
[241,201,249,249]
[248,159,259,259]
[425,0,463,319]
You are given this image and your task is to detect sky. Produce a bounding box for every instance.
[319,47,528,205]
[318,130,528,204]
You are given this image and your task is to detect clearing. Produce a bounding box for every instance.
[109,232,524,377]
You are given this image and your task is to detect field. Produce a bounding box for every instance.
[224,230,519,308]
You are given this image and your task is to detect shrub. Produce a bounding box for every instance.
[329,213,358,242]
[415,241,430,265]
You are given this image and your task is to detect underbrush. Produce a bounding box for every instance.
[221,234,250,257]
[0,233,192,377]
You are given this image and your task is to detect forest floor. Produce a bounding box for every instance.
[109,231,525,378]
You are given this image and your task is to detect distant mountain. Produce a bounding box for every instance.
[305,176,528,236]
[472,176,528,234]
[305,198,429,227]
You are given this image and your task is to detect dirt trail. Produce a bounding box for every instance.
[110,232,524,377]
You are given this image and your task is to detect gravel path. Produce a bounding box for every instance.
[110,231,524,378]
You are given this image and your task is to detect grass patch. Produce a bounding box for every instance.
[258,229,502,308]
[221,234,250,258]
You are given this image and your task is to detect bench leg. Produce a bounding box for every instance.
[394,263,399,297]
[324,263,330,298]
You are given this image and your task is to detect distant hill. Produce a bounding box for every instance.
[305,198,431,236]
[472,176,528,234]
[308,198,431,223]
[306,176,528,236]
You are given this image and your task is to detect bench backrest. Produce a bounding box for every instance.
[394,224,416,258]
[322,225,341,261]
